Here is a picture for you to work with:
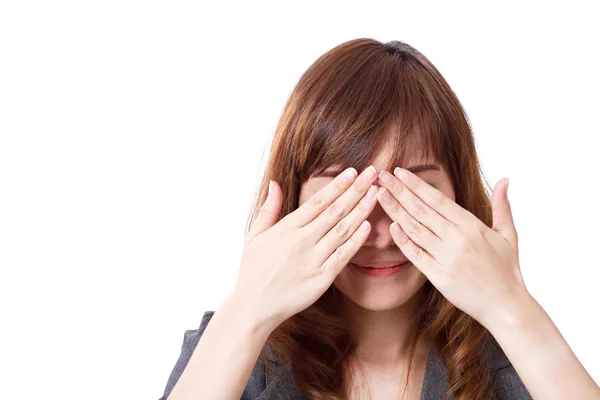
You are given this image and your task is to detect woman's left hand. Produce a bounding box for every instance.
[376,168,531,329]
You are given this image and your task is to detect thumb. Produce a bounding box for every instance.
[491,178,518,247]
[245,180,283,244]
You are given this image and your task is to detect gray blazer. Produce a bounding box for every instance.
[159,311,532,399]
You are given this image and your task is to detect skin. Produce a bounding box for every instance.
[377,166,600,399]
[168,158,383,400]
[169,140,599,400]
[298,139,600,399]
[298,144,456,398]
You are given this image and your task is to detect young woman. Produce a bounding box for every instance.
[158,39,599,399]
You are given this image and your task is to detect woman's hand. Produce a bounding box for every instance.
[233,166,379,330]
[376,168,530,329]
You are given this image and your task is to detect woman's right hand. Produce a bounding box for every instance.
[231,165,379,330]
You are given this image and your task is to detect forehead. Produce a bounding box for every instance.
[366,142,439,172]
[314,139,443,178]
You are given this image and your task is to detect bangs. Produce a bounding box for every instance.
[296,58,450,181]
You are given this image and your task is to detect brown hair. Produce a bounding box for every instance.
[245,38,497,400]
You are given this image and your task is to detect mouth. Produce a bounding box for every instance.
[349,260,411,277]
[352,260,410,269]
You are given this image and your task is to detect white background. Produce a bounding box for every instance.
[1,1,598,399]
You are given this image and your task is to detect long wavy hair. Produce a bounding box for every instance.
[245,38,497,400]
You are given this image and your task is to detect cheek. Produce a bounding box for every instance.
[298,191,308,206]
[298,187,319,207]
[298,185,314,206]
[437,184,456,202]
[298,181,330,206]
[445,188,456,202]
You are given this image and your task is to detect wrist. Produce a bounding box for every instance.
[222,289,280,339]
[481,289,544,335]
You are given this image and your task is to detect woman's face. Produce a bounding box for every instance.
[298,145,456,312]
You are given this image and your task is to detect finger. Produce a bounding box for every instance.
[379,170,454,241]
[319,220,371,281]
[314,184,378,259]
[393,167,468,225]
[378,187,445,262]
[245,180,282,244]
[307,165,378,240]
[289,167,358,227]
[389,222,438,279]
[491,178,518,247]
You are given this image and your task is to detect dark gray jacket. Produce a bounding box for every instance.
[159,311,532,399]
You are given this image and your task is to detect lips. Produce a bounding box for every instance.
[352,260,409,269]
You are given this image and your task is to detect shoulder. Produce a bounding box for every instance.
[423,335,533,400]
[483,335,533,400]
[159,311,306,400]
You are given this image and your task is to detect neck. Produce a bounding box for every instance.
[341,284,432,366]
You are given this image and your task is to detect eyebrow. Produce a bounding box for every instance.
[312,164,440,178]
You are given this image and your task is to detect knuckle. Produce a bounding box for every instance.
[328,201,346,218]
[394,182,404,194]
[351,182,364,194]
[292,233,307,252]
[431,193,446,209]
[335,245,346,262]
[455,235,470,252]
[473,221,487,239]
[335,219,351,237]
[389,201,400,212]
[413,245,426,260]
[414,200,430,217]
[304,224,321,242]
[311,193,328,211]
[407,218,423,236]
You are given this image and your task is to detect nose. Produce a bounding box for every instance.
[363,196,397,249]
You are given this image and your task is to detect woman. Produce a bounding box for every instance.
[158,39,599,399]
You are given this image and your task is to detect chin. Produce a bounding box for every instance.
[332,265,429,312]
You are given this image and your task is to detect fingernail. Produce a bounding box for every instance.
[363,165,377,181]
[340,167,357,182]
[379,188,394,203]
[505,178,510,196]
[359,220,370,232]
[394,168,409,181]
[378,170,394,185]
